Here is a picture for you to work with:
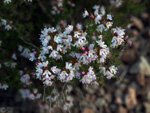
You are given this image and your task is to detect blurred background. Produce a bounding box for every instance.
[0,0,150,113]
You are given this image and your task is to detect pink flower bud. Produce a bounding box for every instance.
[31,72,34,75]
[93,32,96,35]
[33,51,37,54]
[82,47,85,50]
[60,20,64,24]
[125,35,128,40]
[85,51,88,54]
[65,76,68,80]
[127,41,132,46]
[82,71,85,75]
[39,104,42,108]
[32,49,35,51]
[10,21,13,24]
[90,14,94,18]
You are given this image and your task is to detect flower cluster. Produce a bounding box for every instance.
[110,0,123,7]
[3,0,11,4]
[51,0,75,15]
[24,0,32,2]
[18,45,31,59]
[0,83,8,90]
[3,0,32,4]
[0,19,12,31]
[20,74,32,85]
[19,89,42,100]
[29,5,128,87]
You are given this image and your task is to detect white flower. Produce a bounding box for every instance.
[65,62,73,70]
[59,71,68,82]
[29,53,35,61]
[107,14,112,20]
[1,19,7,26]
[74,31,81,38]
[99,67,106,75]
[64,25,73,34]
[18,45,23,52]
[2,84,8,90]
[83,10,89,18]
[24,0,33,2]
[11,62,17,68]
[111,36,124,48]
[96,40,107,48]
[42,47,49,54]
[48,46,53,50]
[49,27,56,33]
[99,48,109,57]
[43,70,51,79]
[51,66,61,74]
[106,70,114,79]
[100,6,105,15]
[106,22,113,29]
[57,44,63,51]
[12,53,17,60]
[21,48,31,58]
[94,9,99,16]
[49,50,61,59]
[109,65,118,74]
[5,25,12,31]
[76,23,82,30]
[42,36,51,47]
[110,0,123,7]
[54,35,62,44]
[42,61,49,67]
[38,53,46,61]
[4,0,11,4]
[95,15,102,24]
[97,24,105,32]
[93,5,100,10]
[20,74,31,85]
[112,27,125,36]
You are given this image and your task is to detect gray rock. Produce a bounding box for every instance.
[135,104,143,113]
[95,98,106,107]
[130,56,150,75]
[147,91,150,101]
[84,85,98,94]
[115,89,123,97]
[125,88,137,110]
[118,83,127,90]
[115,96,122,105]
[130,81,140,91]
[104,94,112,103]
[110,104,117,111]
[131,16,144,30]
[117,106,127,113]
[144,102,150,113]
[97,88,105,96]
[80,101,96,111]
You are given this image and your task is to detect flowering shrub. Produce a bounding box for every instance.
[29,5,130,87]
